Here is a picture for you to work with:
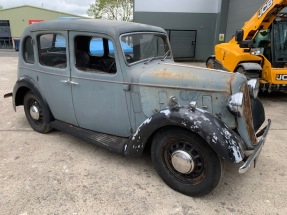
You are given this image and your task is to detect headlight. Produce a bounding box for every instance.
[247,79,260,98]
[227,92,244,117]
[250,48,261,56]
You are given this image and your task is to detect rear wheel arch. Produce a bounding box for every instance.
[13,78,54,123]
[14,86,30,106]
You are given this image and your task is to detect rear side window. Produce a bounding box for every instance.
[38,33,67,68]
[23,36,34,64]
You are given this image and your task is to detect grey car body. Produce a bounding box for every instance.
[5,19,271,197]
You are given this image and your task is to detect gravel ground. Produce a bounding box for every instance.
[0,53,287,215]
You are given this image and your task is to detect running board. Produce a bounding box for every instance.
[50,120,128,154]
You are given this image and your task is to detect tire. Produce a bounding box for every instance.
[236,66,247,75]
[151,128,223,197]
[206,58,215,69]
[236,66,260,80]
[23,91,52,133]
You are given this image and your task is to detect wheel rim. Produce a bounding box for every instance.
[30,105,40,120]
[171,150,194,174]
[27,98,43,126]
[164,139,206,184]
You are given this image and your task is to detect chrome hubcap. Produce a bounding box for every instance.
[30,105,40,120]
[171,150,194,174]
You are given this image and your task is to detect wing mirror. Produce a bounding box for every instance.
[235,29,244,42]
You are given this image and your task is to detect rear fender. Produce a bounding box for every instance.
[125,107,245,163]
[12,76,50,117]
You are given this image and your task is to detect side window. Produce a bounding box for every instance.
[23,36,35,64]
[38,33,67,68]
[75,36,117,74]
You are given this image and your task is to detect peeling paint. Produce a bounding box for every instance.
[181,121,187,126]
[132,117,152,141]
[222,128,232,140]
[201,115,211,122]
[127,105,245,164]
[228,139,243,163]
[152,68,183,79]
[160,109,171,117]
[212,133,218,143]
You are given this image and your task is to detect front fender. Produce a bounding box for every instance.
[237,62,262,71]
[125,107,246,163]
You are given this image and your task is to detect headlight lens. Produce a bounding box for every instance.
[250,48,261,56]
[247,79,260,98]
[227,92,244,117]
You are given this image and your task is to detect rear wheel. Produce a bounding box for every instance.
[206,58,215,69]
[23,91,52,133]
[151,128,223,197]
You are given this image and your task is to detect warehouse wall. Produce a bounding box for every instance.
[225,0,266,41]
[134,0,229,61]
[0,5,82,39]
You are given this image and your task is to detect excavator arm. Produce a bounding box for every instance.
[231,0,287,42]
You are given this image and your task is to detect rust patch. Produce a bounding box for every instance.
[242,83,257,145]
[227,73,236,94]
[152,68,183,79]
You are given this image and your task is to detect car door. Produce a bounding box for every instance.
[69,31,131,137]
[35,31,78,125]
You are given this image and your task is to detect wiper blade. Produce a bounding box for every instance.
[161,50,171,61]
[144,56,155,64]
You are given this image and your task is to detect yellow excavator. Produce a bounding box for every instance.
[207,0,287,92]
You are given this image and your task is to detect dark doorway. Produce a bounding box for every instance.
[0,20,13,49]
[166,30,197,60]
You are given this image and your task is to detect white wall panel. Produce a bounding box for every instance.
[135,0,221,13]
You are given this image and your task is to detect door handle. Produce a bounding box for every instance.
[123,84,130,91]
[70,80,79,85]
[60,79,69,83]
[60,79,78,85]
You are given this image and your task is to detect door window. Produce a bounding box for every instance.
[38,33,67,68]
[74,36,117,74]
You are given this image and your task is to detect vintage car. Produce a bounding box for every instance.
[4,19,271,197]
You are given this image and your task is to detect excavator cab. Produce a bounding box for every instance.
[207,1,287,92]
[272,19,287,67]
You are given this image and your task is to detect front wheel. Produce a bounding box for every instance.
[151,128,223,197]
[206,58,215,69]
[23,91,52,133]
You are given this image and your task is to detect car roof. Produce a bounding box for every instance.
[23,19,166,38]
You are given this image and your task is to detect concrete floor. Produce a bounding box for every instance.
[1,53,287,215]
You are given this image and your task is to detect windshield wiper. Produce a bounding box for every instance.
[161,50,171,61]
[144,56,155,64]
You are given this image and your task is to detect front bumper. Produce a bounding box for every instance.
[239,119,271,173]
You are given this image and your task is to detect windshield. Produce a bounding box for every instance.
[273,21,287,64]
[120,33,171,64]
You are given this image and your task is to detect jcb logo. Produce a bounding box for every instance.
[276,74,287,81]
[258,0,273,18]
